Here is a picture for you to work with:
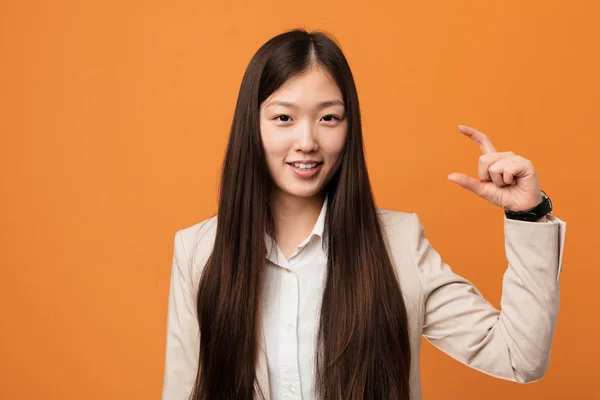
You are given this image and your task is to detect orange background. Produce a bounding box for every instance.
[1,1,597,399]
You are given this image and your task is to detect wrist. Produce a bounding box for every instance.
[505,190,552,222]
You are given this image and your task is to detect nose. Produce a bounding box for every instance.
[295,125,319,153]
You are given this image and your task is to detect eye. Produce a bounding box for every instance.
[274,115,292,122]
[272,114,342,124]
[322,115,341,123]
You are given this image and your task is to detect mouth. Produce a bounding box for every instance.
[285,161,323,170]
[286,161,324,178]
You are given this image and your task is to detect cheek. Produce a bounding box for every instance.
[260,126,290,163]
[321,127,347,161]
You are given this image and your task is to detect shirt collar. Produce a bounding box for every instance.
[264,195,329,262]
[311,194,328,240]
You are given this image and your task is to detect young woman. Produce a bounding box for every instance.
[162,29,566,400]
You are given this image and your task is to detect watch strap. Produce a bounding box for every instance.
[505,190,552,221]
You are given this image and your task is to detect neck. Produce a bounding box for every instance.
[269,189,324,254]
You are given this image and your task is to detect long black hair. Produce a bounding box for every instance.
[191,28,411,399]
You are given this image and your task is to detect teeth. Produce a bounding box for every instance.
[292,162,318,169]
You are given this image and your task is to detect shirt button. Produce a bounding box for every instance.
[289,384,296,394]
[286,324,293,331]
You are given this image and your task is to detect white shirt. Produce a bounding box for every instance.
[261,198,329,400]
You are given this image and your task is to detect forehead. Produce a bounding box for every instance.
[263,68,343,108]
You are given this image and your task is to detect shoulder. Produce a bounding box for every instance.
[376,208,423,240]
[375,208,430,268]
[177,214,218,255]
[174,215,218,287]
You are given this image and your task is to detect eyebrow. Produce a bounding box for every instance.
[265,99,345,109]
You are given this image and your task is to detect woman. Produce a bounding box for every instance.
[162,29,566,400]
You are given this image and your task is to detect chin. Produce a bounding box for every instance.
[279,184,324,199]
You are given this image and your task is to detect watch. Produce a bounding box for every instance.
[505,190,552,221]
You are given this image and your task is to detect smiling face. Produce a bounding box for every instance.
[259,66,348,200]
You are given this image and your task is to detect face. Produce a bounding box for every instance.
[259,67,348,200]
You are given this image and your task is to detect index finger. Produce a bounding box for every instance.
[458,125,497,154]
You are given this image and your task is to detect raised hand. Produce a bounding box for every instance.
[447,125,543,212]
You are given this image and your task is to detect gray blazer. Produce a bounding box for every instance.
[162,209,567,400]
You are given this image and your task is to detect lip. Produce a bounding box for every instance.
[287,162,323,179]
[286,160,323,164]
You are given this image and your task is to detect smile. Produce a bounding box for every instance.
[288,162,321,170]
[286,162,323,178]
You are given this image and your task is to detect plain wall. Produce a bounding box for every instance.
[1,0,597,398]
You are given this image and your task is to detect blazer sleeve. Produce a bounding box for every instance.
[162,229,200,400]
[412,213,567,383]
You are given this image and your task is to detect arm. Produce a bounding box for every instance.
[162,230,199,399]
[413,213,567,383]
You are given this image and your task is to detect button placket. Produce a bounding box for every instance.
[279,270,301,398]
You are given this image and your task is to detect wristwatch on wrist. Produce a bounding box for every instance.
[505,190,552,222]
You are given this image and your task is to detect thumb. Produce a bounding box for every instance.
[447,173,483,194]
